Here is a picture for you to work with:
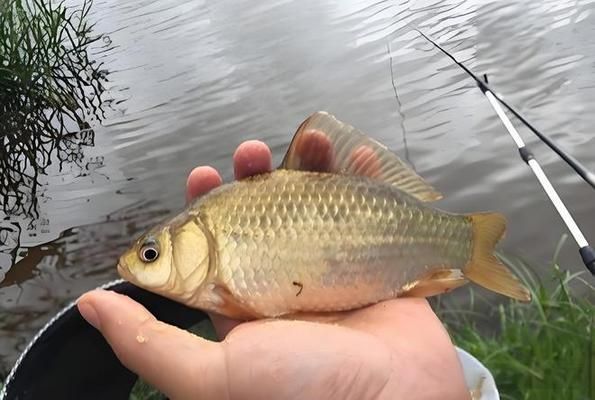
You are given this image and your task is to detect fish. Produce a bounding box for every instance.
[117,111,531,319]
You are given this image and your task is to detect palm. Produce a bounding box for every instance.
[218,298,466,400]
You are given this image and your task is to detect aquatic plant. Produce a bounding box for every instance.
[0,0,107,217]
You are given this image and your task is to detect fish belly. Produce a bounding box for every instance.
[201,170,473,317]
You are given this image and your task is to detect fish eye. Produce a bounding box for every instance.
[139,239,160,263]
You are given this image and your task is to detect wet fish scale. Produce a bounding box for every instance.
[198,169,473,316]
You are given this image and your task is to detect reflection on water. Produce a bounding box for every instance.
[0,223,20,283]
[1,0,594,372]
[0,200,170,374]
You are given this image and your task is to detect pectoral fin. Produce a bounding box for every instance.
[281,111,443,202]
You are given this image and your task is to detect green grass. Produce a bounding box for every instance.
[0,0,106,217]
[437,240,594,400]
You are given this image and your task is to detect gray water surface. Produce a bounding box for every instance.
[1,0,594,372]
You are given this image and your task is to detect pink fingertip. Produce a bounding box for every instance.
[233,140,272,180]
[186,166,223,202]
[292,129,334,172]
[350,145,381,178]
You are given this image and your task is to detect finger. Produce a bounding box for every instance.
[208,312,243,339]
[186,166,222,203]
[290,129,335,172]
[279,299,433,328]
[77,290,227,399]
[233,140,272,180]
[341,298,443,344]
[349,145,381,178]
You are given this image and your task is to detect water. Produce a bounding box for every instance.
[1,0,594,373]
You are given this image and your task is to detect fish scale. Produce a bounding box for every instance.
[199,169,473,316]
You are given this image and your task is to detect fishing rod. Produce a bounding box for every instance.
[415,29,595,276]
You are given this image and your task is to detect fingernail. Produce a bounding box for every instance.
[78,301,101,330]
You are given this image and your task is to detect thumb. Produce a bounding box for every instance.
[77,289,228,399]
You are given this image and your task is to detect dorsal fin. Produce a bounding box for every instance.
[280,111,443,202]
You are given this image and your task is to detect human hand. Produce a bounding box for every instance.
[77,136,470,400]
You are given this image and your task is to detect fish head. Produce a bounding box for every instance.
[117,217,211,301]
[118,225,174,290]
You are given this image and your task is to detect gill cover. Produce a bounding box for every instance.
[169,218,211,298]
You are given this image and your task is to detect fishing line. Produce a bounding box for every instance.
[387,42,415,170]
[415,29,595,276]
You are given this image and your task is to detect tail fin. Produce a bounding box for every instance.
[464,213,531,302]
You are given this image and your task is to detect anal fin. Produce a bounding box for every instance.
[401,269,468,298]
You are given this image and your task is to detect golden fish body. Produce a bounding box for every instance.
[197,170,471,317]
[117,112,530,319]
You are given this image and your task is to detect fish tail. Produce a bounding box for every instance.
[464,213,531,302]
